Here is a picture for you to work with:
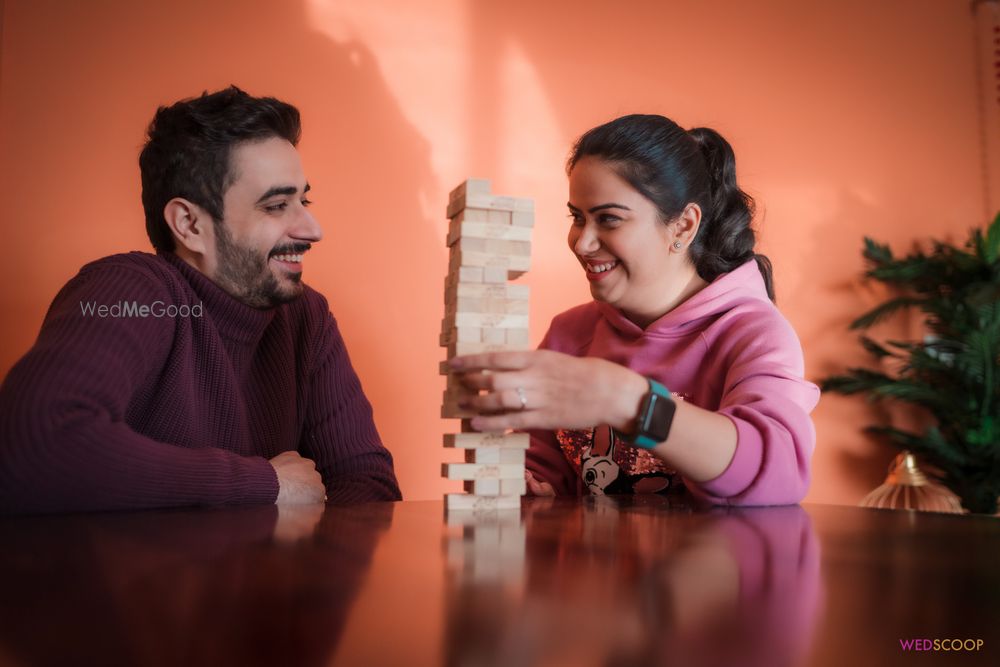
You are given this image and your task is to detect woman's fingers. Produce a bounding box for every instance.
[456,369,526,392]
[463,387,527,413]
[469,411,534,432]
[450,351,533,372]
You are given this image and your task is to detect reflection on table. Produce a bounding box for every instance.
[444,495,819,667]
[1,495,998,666]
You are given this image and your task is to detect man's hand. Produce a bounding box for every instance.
[525,470,556,497]
[269,451,326,505]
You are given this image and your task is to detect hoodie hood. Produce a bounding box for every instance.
[596,260,770,339]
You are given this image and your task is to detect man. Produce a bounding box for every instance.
[0,86,401,513]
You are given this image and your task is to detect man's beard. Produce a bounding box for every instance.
[213,222,303,309]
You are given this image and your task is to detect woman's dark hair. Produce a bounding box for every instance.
[139,85,301,252]
[567,114,775,301]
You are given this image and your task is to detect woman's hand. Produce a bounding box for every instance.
[449,350,648,433]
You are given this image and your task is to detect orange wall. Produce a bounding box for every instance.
[0,0,989,505]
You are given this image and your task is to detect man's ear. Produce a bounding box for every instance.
[163,198,212,255]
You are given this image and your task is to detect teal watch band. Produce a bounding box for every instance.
[627,378,676,449]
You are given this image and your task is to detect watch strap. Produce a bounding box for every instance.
[628,378,675,449]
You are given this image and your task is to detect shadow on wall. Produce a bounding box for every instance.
[143,0,442,497]
[0,0,439,496]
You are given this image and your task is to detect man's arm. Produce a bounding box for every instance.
[0,261,279,514]
[298,306,401,504]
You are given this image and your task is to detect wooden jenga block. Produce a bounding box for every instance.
[511,211,534,227]
[445,312,528,329]
[446,295,486,313]
[484,239,531,256]
[439,326,480,346]
[441,402,475,419]
[448,179,491,208]
[501,477,527,495]
[444,296,528,317]
[442,463,523,480]
[452,237,488,253]
[444,266,484,292]
[461,478,528,496]
[450,208,491,225]
[444,291,528,313]
[453,282,529,300]
[481,328,506,345]
[443,432,530,449]
[445,494,521,511]
[505,328,530,346]
[464,478,500,494]
[485,298,528,315]
[447,221,533,246]
[446,341,514,357]
[444,373,470,391]
[441,373,476,418]
[447,192,534,219]
[459,419,487,433]
[464,448,527,464]
[442,386,475,405]
[487,209,512,224]
[449,247,530,274]
[483,266,510,283]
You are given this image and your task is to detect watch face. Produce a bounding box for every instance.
[643,393,676,443]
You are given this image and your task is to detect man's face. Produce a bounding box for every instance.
[206,137,322,308]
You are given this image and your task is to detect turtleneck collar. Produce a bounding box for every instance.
[596,260,768,339]
[159,252,276,345]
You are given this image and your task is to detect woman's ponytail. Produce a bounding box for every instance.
[687,127,774,301]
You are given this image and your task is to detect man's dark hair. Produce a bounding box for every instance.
[139,86,301,252]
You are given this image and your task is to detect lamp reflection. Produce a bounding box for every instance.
[444,496,821,667]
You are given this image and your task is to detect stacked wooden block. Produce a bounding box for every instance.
[441,179,534,512]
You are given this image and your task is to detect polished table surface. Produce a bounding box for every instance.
[1,496,997,666]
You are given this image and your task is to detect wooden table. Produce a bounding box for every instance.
[1,497,997,666]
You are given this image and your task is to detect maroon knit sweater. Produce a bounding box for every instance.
[0,252,401,513]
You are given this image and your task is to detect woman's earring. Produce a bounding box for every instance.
[672,241,682,250]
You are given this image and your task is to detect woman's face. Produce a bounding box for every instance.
[567,156,682,319]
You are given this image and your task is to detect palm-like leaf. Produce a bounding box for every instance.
[821,212,1000,513]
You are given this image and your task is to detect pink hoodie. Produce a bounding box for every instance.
[527,260,820,506]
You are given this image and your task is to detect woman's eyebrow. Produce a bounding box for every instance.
[567,202,632,213]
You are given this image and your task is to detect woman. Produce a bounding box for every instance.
[450,115,819,505]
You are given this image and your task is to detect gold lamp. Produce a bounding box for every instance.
[860,451,965,514]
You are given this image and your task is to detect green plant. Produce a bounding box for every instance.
[821,212,1000,514]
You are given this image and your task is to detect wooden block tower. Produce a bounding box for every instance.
[441,179,534,512]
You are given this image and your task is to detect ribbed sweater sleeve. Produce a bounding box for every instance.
[0,262,278,514]
[299,307,401,504]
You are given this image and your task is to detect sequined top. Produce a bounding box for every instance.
[557,425,684,496]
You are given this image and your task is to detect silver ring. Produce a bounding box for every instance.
[516,387,528,411]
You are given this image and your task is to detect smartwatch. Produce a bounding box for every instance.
[623,378,676,449]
